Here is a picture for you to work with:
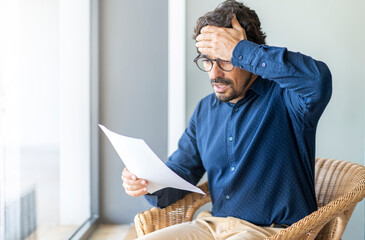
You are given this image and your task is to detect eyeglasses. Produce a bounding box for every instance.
[194,56,234,72]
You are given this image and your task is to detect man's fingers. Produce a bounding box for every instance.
[121,167,149,197]
[196,33,213,42]
[200,25,219,33]
[122,177,149,186]
[198,47,213,56]
[201,16,243,33]
[195,41,212,49]
[122,167,137,180]
[125,187,148,197]
[124,183,147,191]
[122,167,135,179]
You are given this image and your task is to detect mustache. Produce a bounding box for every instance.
[210,77,232,85]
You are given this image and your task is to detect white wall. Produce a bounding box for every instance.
[186,0,365,239]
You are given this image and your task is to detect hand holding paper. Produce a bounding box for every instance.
[99,124,205,195]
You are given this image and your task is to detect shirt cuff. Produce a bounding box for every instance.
[144,194,159,207]
[231,39,261,72]
[144,189,165,208]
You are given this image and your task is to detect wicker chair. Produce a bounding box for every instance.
[134,158,365,239]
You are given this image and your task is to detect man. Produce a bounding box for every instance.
[122,0,332,239]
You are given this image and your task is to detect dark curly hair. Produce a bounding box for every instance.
[194,0,266,54]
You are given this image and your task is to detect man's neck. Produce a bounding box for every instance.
[229,74,258,104]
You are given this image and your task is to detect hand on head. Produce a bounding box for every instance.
[121,168,149,197]
[195,15,247,61]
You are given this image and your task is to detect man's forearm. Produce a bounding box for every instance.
[231,40,332,109]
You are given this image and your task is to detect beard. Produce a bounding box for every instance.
[211,74,252,102]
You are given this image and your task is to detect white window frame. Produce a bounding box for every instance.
[69,0,99,238]
[168,0,186,156]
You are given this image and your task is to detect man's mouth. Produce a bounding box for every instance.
[213,83,229,93]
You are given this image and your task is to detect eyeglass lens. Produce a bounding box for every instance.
[195,57,234,72]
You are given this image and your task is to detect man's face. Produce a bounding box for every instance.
[207,56,255,103]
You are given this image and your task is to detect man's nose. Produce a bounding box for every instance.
[209,62,224,79]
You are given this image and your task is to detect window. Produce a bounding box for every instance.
[0,0,98,239]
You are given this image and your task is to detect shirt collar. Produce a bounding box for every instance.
[212,76,269,107]
[248,76,268,96]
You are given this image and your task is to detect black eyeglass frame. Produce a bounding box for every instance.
[193,55,235,72]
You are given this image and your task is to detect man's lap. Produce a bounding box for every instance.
[137,211,283,240]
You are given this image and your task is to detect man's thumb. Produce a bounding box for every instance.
[231,14,243,31]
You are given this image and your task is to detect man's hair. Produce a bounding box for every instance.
[194,0,266,54]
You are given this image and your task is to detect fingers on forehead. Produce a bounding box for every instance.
[198,48,213,57]
[197,33,213,41]
[201,25,217,33]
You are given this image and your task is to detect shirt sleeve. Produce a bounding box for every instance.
[231,40,332,128]
[144,104,205,208]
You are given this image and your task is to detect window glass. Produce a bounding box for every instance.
[0,0,91,239]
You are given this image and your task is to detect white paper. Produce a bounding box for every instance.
[99,124,205,195]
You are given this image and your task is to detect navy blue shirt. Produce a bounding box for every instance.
[145,40,332,226]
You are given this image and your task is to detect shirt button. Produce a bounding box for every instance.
[238,55,243,60]
[239,65,243,68]
[226,195,230,200]
[234,108,239,112]
[261,62,267,67]
[228,136,233,141]
[231,167,235,172]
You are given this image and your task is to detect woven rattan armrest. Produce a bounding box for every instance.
[134,182,211,237]
[267,166,365,240]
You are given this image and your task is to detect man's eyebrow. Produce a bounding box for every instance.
[201,54,211,59]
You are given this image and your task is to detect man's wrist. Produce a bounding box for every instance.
[231,39,261,68]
